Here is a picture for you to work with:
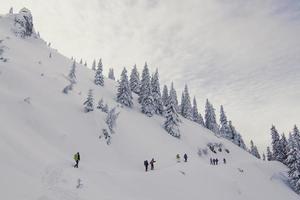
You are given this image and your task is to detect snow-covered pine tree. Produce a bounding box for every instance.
[219,105,232,139]
[79,59,83,64]
[205,99,219,134]
[180,85,193,120]
[250,140,261,159]
[292,125,300,150]
[108,68,115,80]
[9,7,13,14]
[68,61,77,84]
[286,135,300,194]
[129,64,141,94]
[117,68,133,107]
[271,125,284,163]
[169,82,179,111]
[235,133,247,150]
[280,133,289,164]
[94,59,104,86]
[92,59,96,71]
[83,89,94,112]
[106,107,120,134]
[97,98,104,110]
[163,89,181,138]
[151,69,163,114]
[162,85,169,107]
[262,153,266,161]
[139,63,155,117]
[192,97,204,126]
[266,146,272,161]
[84,61,87,67]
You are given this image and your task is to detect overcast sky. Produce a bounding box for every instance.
[1,0,300,152]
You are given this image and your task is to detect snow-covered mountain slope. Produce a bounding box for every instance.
[0,11,298,200]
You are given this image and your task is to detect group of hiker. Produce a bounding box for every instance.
[210,158,226,165]
[73,152,226,170]
[143,158,156,171]
[143,153,188,172]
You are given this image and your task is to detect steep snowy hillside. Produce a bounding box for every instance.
[0,9,299,200]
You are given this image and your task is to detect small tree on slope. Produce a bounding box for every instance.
[266,146,272,161]
[271,125,285,163]
[192,97,204,126]
[180,85,193,120]
[250,140,261,159]
[83,89,94,112]
[151,69,163,114]
[117,68,133,107]
[68,61,77,86]
[286,137,300,194]
[139,63,155,117]
[163,92,181,138]
[129,64,141,94]
[169,82,179,112]
[94,59,104,86]
[108,68,115,80]
[92,59,96,71]
[205,99,219,134]
[162,85,169,107]
[106,107,120,134]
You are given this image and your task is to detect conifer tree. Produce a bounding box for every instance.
[192,97,204,125]
[266,146,272,161]
[205,99,219,134]
[162,85,169,107]
[219,105,232,139]
[129,64,141,94]
[9,7,13,14]
[280,133,289,164]
[139,63,155,117]
[250,140,261,159]
[151,69,163,114]
[92,59,96,71]
[292,125,300,150]
[94,59,104,86]
[84,61,87,67]
[271,125,283,162]
[169,82,179,111]
[106,107,120,134]
[262,153,266,161]
[180,85,193,120]
[83,89,94,112]
[163,89,181,138]
[117,68,133,107]
[286,137,300,194]
[68,61,77,84]
[108,68,115,80]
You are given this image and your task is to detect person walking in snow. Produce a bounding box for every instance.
[144,160,149,172]
[223,158,226,164]
[184,153,188,162]
[150,158,156,170]
[176,154,181,163]
[74,152,80,168]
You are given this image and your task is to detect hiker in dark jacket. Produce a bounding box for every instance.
[74,152,80,168]
[144,160,149,172]
[223,158,226,164]
[183,153,188,162]
[150,158,156,170]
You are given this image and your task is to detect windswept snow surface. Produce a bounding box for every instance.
[0,13,298,200]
